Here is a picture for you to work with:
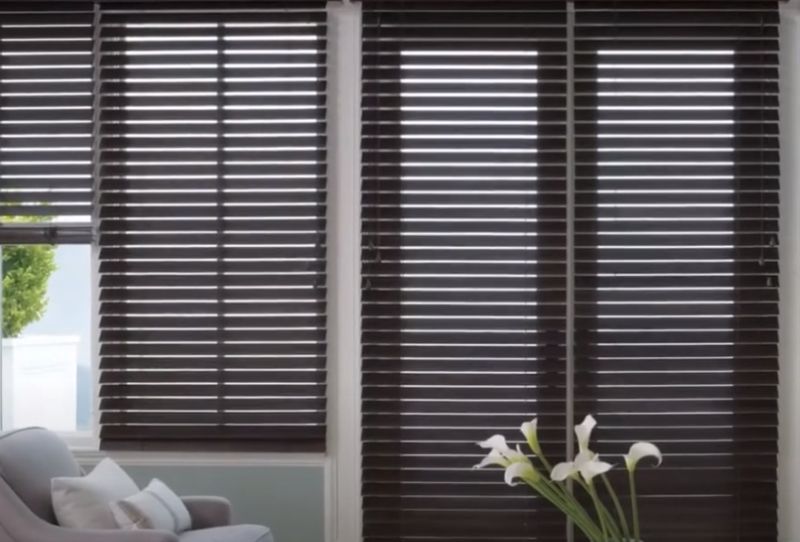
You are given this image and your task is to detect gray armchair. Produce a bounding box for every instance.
[0,428,273,542]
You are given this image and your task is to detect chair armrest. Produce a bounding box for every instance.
[0,480,179,542]
[181,496,232,529]
[45,528,179,542]
[0,521,178,542]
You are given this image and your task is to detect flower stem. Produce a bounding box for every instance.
[601,473,631,541]
[628,469,640,542]
[573,476,622,541]
[587,482,609,542]
[534,448,553,472]
[600,506,623,542]
[525,464,600,541]
[551,481,600,536]
[532,480,603,541]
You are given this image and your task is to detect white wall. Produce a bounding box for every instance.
[779,1,800,540]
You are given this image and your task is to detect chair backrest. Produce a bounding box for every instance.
[0,428,82,523]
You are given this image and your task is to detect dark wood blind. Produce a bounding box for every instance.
[361,0,779,541]
[574,2,780,541]
[0,3,94,242]
[97,1,328,451]
[360,2,568,541]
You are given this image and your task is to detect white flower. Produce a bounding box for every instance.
[505,446,528,463]
[577,455,613,482]
[550,450,612,484]
[624,441,662,471]
[550,459,578,482]
[504,460,539,486]
[520,418,543,456]
[474,448,507,469]
[475,435,529,469]
[478,434,510,452]
[575,415,597,455]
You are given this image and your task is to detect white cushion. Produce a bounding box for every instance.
[51,457,139,529]
[111,479,192,533]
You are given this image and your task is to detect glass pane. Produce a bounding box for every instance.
[1,245,92,432]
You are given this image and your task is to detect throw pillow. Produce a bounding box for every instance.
[110,479,192,533]
[51,457,139,529]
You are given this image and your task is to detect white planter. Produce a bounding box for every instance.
[1,335,79,431]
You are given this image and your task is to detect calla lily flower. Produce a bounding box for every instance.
[624,441,662,471]
[478,434,510,452]
[520,418,543,456]
[474,448,507,469]
[550,450,612,484]
[578,455,613,482]
[574,415,597,455]
[475,416,663,542]
[504,460,540,486]
[550,459,578,482]
[550,450,593,481]
[475,435,528,469]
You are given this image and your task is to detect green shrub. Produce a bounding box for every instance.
[2,244,57,338]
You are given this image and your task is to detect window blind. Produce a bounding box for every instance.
[97,1,328,451]
[0,3,94,243]
[573,2,779,541]
[361,0,779,541]
[360,2,568,540]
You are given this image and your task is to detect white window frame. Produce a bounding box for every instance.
[325,3,363,542]
[778,2,800,542]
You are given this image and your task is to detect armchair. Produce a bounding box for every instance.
[0,428,273,542]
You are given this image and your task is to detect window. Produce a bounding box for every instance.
[573,3,779,540]
[360,1,779,541]
[0,0,329,451]
[0,4,94,434]
[1,245,93,432]
[96,1,329,451]
[361,2,568,540]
